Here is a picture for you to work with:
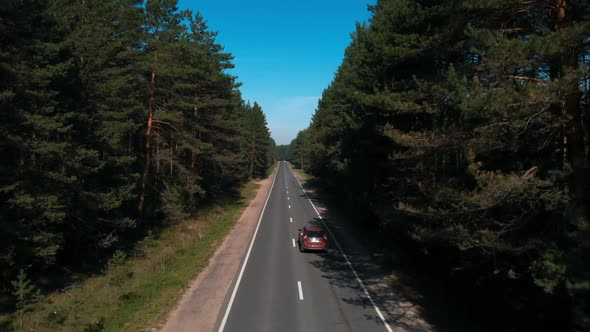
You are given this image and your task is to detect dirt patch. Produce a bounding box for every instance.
[158,166,277,332]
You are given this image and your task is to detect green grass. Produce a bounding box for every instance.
[293,168,313,180]
[4,181,261,332]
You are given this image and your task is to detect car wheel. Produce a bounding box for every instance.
[298,243,304,253]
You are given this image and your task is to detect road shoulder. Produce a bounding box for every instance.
[159,165,277,332]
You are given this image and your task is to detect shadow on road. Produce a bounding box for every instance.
[297,184,494,332]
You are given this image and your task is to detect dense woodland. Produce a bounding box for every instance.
[0,0,274,301]
[289,0,589,329]
[275,144,290,161]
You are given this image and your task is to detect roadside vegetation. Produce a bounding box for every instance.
[292,167,314,181]
[288,0,590,330]
[0,0,275,329]
[0,181,260,331]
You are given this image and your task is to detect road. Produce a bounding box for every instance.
[216,162,392,332]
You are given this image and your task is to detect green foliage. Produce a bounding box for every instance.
[83,317,105,332]
[294,0,590,328]
[104,250,130,286]
[0,0,274,327]
[276,145,290,161]
[4,182,260,331]
[240,102,274,179]
[11,269,42,329]
[531,249,567,294]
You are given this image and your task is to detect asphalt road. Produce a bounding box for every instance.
[216,162,392,332]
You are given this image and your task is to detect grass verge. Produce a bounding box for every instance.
[3,181,261,332]
[292,167,313,180]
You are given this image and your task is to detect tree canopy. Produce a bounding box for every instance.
[0,0,274,293]
[290,0,589,329]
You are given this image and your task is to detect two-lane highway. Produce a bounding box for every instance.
[216,162,392,332]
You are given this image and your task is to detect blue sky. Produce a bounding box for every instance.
[177,0,374,145]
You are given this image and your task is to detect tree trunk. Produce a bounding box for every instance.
[555,0,588,218]
[155,136,160,174]
[249,135,256,179]
[139,52,157,215]
[170,143,173,177]
[563,50,587,218]
[191,96,199,174]
[191,150,197,174]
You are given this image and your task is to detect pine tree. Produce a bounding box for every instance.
[297,0,589,327]
[138,0,188,215]
[49,0,146,257]
[241,102,273,178]
[1,0,83,268]
[0,0,277,306]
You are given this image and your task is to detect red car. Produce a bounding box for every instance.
[297,226,328,252]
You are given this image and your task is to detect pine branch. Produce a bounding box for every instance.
[152,119,179,131]
[503,75,546,83]
[398,167,539,218]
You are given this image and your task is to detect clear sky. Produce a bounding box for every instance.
[177,0,374,145]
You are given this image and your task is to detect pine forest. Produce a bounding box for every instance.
[1,0,589,330]
[0,0,274,324]
[289,0,589,329]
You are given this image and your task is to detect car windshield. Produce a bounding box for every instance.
[307,231,324,238]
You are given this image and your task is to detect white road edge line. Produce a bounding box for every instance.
[217,163,279,332]
[287,165,394,332]
[290,217,293,223]
[297,281,304,300]
[292,239,296,247]
[288,205,291,209]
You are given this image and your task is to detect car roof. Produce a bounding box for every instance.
[305,226,324,232]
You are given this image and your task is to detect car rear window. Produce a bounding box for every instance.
[307,231,324,238]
